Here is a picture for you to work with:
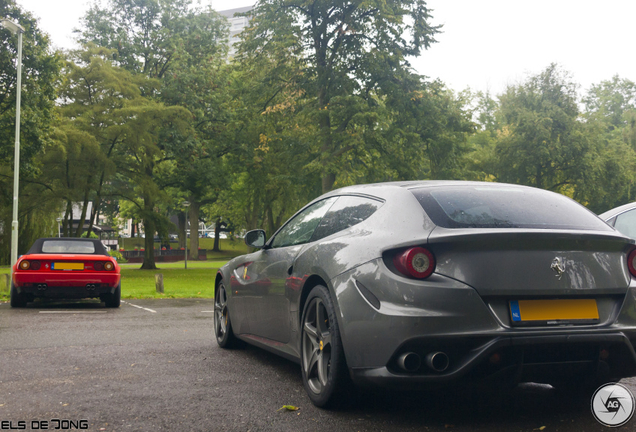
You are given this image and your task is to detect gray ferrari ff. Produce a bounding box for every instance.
[214,181,636,407]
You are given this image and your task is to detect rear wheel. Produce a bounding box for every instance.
[10,282,27,308]
[214,280,237,348]
[104,284,121,308]
[301,285,351,408]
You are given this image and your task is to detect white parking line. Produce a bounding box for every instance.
[39,311,108,314]
[122,301,157,313]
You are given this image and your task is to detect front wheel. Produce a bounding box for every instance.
[10,282,27,308]
[214,280,237,348]
[301,285,351,408]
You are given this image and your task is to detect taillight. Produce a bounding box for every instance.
[104,262,114,271]
[30,260,41,270]
[393,247,435,279]
[628,249,636,278]
[94,262,104,271]
[19,260,30,270]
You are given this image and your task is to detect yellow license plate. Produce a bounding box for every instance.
[510,299,599,323]
[53,262,84,270]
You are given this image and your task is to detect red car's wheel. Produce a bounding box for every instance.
[104,284,121,308]
[10,282,27,308]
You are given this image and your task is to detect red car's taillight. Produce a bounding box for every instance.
[19,260,30,270]
[628,249,636,278]
[30,260,41,270]
[104,262,115,271]
[94,262,104,271]
[393,247,435,279]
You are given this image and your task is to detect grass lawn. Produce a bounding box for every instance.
[0,260,232,301]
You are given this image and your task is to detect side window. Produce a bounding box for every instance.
[311,196,384,242]
[614,210,636,239]
[271,197,338,248]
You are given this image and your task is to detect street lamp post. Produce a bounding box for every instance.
[2,18,25,266]
[56,217,62,238]
[182,201,190,270]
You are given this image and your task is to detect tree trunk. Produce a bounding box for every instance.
[74,190,91,237]
[63,201,72,237]
[188,199,200,260]
[177,212,186,249]
[140,193,157,270]
[213,217,224,252]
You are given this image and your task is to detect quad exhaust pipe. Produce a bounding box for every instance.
[86,284,97,290]
[37,284,47,291]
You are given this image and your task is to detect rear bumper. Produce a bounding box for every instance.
[349,331,636,389]
[13,271,120,299]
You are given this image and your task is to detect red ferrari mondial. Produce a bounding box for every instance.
[10,238,121,308]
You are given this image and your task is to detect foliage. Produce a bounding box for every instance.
[239,0,441,193]
[0,1,62,263]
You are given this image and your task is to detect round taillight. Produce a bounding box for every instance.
[628,249,636,278]
[94,262,104,271]
[19,260,30,270]
[30,260,41,271]
[393,247,435,279]
[104,262,114,271]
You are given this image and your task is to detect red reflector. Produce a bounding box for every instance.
[628,249,636,278]
[393,247,435,279]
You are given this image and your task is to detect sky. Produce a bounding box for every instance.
[14,0,636,96]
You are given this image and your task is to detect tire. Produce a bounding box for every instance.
[214,280,237,348]
[10,282,27,308]
[300,284,351,408]
[104,284,121,308]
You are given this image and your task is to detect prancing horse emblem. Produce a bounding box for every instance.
[551,257,565,280]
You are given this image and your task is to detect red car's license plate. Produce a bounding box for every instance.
[52,262,84,270]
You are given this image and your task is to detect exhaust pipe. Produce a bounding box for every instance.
[86,284,96,290]
[397,352,421,372]
[37,284,47,290]
[425,352,449,372]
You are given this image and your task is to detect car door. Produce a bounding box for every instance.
[244,197,338,343]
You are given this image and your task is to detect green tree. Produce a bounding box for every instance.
[240,0,441,193]
[490,64,591,193]
[0,1,62,263]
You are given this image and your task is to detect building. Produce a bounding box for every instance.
[218,6,253,58]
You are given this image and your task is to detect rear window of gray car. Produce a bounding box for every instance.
[411,186,612,231]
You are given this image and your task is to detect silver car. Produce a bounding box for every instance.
[214,181,636,407]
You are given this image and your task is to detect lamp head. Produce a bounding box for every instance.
[1,19,25,35]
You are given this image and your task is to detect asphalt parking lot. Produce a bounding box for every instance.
[1,299,634,431]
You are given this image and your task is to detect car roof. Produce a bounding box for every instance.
[26,238,110,256]
[325,180,536,200]
[598,202,636,221]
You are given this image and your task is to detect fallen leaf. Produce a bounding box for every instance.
[277,405,300,412]
[533,428,546,431]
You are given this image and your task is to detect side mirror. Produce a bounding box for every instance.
[245,229,266,248]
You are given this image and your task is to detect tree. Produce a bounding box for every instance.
[240,0,441,193]
[490,64,591,193]
[0,1,62,263]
